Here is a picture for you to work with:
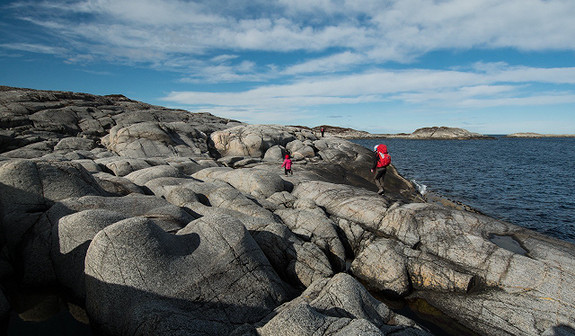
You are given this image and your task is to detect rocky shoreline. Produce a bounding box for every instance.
[1,86,575,336]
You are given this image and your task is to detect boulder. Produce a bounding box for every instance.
[54,137,96,152]
[372,202,575,335]
[193,167,287,198]
[286,139,316,160]
[210,124,314,158]
[103,158,153,176]
[145,178,334,287]
[0,159,107,251]
[92,172,144,196]
[124,165,183,186]
[51,209,129,300]
[103,121,208,158]
[19,193,193,288]
[266,191,298,209]
[263,145,287,162]
[85,214,293,336]
[258,273,430,335]
[72,159,102,173]
[350,238,410,296]
[292,181,391,232]
[275,208,347,271]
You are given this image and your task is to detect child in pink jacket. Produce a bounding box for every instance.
[281,154,293,175]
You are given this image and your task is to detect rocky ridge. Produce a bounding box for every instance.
[1,86,574,336]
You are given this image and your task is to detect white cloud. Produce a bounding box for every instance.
[0,42,67,55]
[162,64,575,111]
[10,0,575,65]
[282,51,366,75]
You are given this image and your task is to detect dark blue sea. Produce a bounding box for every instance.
[351,137,575,243]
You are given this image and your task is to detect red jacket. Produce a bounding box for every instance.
[373,144,391,168]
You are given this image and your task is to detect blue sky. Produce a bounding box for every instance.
[1,0,575,134]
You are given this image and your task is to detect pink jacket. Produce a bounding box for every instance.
[282,157,292,169]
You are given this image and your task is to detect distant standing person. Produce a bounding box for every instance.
[282,154,293,175]
[320,127,325,137]
[371,144,391,195]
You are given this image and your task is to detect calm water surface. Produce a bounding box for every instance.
[351,137,575,243]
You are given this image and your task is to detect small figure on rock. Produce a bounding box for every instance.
[320,127,325,137]
[282,154,293,175]
[371,144,391,195]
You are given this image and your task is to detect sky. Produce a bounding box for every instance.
[1,0,575,134]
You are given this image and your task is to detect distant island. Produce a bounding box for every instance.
[304,126,575,140]
[506,132,575,138]
[305,125,494,140]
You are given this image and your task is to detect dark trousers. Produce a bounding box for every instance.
[374,167,387,192]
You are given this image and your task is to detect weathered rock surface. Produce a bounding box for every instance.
[2,86,575,336]
[258,273,430,336]
[85,215,293,336]
[210,124,316,158]
[102,121,209,158]
[0,159,108,252]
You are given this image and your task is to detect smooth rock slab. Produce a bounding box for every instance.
[292,180,391,231]
[275,208,347,272]
[103,121,208,158]
[210,124,304,158]
[85,214,293,336]
[0,159,107,251]
[193,166,287,198]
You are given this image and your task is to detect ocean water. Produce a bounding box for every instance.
[351,137,575,243]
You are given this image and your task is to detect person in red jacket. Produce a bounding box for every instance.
[281,154,293,175]
[371,144,391,195]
